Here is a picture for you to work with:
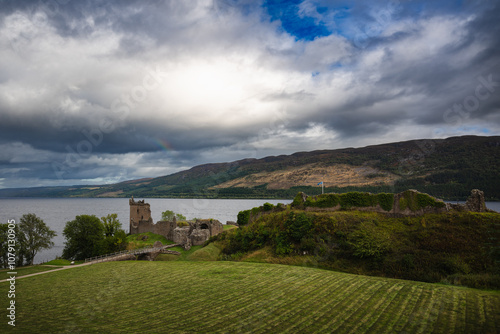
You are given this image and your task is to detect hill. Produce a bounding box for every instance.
[1,261,499,333]
[1,135,499,200]
[215,197,500,289]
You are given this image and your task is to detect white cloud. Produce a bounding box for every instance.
[0,1,498,188]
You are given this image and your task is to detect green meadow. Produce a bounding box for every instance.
[1,261,499,333]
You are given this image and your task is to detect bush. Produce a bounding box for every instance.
[340,192,376,209]
[376,193,394,211]
[347,223,391,259]
[263,202,274,211]
[306,194,340,208]
[399,191,445,211]
[237,210,251,226]
[446,273,500,290]
[275,233,293,256]
[284,212,313,243]
[416,193,445,209]
[292,193,305,208]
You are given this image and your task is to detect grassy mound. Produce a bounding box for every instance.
[1,261,498,333]
[216,209,500,289]
[126,232,175,249]
[185,243,221,261]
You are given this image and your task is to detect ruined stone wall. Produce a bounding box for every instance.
[129,197,153,234]
[194,219,223,237]
[191,229,211,246]
[154,221,177,240]
[447,189,488,213]
[294,189,487,217]
[129,198,178,239]
[129,198,224,247]
[173,226,191,245]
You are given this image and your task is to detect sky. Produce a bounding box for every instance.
[0,0,499,189]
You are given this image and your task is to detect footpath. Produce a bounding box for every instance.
[0,262,94,283]
[0,244,180,282]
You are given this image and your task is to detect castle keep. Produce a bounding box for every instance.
[129,197,223,248]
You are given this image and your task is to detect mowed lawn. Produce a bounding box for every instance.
[1,261,499,333]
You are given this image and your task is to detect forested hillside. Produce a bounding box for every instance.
[1,135,499,200]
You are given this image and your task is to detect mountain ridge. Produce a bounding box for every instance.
[1,135,499,200]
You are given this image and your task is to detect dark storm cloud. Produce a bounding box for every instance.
[0,0,499,188]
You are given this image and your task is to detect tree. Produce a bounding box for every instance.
[101,213,121,237]
[161,210,186,221]
[161,210,175,221]
[0,223,12,268]
[100,214,127,254]
[0,223,25,267]
[18,213,57,265]
[63,215,104,260]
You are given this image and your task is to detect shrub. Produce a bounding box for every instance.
[263,202,274,211]
[340,192,376,209]
[446,273,500,290]
[237,210,251,226]
[310,194,340,208]
[292,193,305,208]
[284,212,313,243]
[399,191,445,211]
[275,233,293,256]
[348,223,391,259]
[376,193,394,211]
[416,193,446,209]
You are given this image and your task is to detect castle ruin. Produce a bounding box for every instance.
[129,197,223,249]
[291,189,490,217]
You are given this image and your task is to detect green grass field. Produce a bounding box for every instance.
[126,232,175,249]
[42,259,84,266]
[1,261,499,333]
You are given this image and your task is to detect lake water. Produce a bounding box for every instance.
[0,197,291,264]
[1,198,498,264]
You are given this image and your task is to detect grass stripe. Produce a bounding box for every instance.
[1,261,499,333]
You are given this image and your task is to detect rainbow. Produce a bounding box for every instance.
[152,138,174,152]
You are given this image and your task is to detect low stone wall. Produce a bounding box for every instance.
[293,189,487,217]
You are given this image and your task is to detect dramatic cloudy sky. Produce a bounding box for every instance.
[0,0,499,188]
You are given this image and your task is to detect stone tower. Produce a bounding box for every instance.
[129,196,153,233]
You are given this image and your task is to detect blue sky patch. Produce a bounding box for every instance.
[263,0,331,40]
